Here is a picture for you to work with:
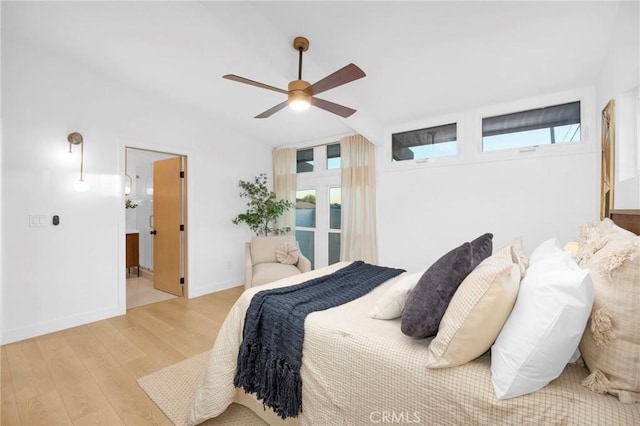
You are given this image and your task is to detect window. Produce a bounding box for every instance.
[328,187,341,265]
[297,148,314,173]
[391,123,457,161]
[327,143,341,169]
[295,189,316,269]
[295,144,341,268]
[482,101,581,152]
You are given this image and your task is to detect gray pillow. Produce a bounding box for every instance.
[401,233,493,338]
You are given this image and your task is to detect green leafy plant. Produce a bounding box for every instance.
[232,173,295,236]
[125,199,138,209]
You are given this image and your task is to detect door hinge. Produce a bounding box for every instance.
[180,171,185,178]
[180,224,185,231]
[180,277,185,284]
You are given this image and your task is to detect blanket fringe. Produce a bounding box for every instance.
[235,342,302,419]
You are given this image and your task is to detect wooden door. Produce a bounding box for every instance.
[152,156,184,296]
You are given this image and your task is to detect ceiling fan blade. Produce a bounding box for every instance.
[305,63,366,96]
[223,74,289,95]
[255,101,289,119]
[310,97,357,118]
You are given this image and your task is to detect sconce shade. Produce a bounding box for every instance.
[67,132,83,145]
[124,174,133,196]
[67,132,87,192]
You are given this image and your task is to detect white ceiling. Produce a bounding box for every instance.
[2,1,624,146]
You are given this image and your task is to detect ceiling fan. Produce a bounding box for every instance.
[223,36,366,119]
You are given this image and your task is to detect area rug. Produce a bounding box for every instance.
[137,352,266,426]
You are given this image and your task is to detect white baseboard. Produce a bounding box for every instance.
[0,306,120,345]
[188,279,242,299]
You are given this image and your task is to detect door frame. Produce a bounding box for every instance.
[117,138,190,314]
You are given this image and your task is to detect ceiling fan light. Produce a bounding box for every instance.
[288,91,311,111]
[289,99,311,111]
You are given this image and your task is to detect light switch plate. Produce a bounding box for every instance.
[29,214,48,227]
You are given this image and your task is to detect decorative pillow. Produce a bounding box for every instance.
[579,236,640,404]
[275,242,299,265]
[426,255,520,368]
[493,236,529,278]
[596,218,638,241]
[576,219,636,265]
[370,271,425,320]
[251,236,294,264]
[491,238,594,400]
[401,233,493,339]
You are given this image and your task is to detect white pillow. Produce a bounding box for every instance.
[491,238,594,400]
[370,271,424,319]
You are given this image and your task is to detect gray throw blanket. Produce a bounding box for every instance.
[234,261,405,419]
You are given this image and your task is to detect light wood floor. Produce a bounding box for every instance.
[1,285,244,425]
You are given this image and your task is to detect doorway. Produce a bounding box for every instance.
[124,147,188,309]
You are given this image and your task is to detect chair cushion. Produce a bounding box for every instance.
[252,263,302,286]
[250,236,296,265]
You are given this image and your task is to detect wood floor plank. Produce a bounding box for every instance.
[1,392,21,426]
[1,285,243,425]
[83,320,146,364]
[115,306,177,334]
[72,405,125,426]
[16,389,73,425]
[35,333,112,422]
[117,323,185,366]
[1,351,21,426]
[4,339,58,401]
[62,326,170,425]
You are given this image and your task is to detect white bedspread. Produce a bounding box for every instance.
[187,262,640,426]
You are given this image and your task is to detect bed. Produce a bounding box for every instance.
[186,215,640,426]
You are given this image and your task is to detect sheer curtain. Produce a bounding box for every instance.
[340,134,378,264]
[272,148,297,235]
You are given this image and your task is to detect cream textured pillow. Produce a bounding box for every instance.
[370,271,424,320]
[493,236,528,278]
[426,255,520,368]
[275,242,299,265]
[580,236,640,404]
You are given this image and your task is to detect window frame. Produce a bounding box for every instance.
[481,101,582,153]
[295,143,341,269]
[382,87,595,172]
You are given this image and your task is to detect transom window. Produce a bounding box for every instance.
[482,101,581,152]
[297,148,314,173]
[391,123,457,161]
[327,143,341,169]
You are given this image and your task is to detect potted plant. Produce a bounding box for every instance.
[232,173,294,236]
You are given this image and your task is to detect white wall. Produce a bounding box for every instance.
[595,1,640,209]
[376,88,599,272]
[376,1,639,271]
[1,34,270,344]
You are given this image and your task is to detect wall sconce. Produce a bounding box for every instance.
[124,148,133,195]
[67,132,88,192]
